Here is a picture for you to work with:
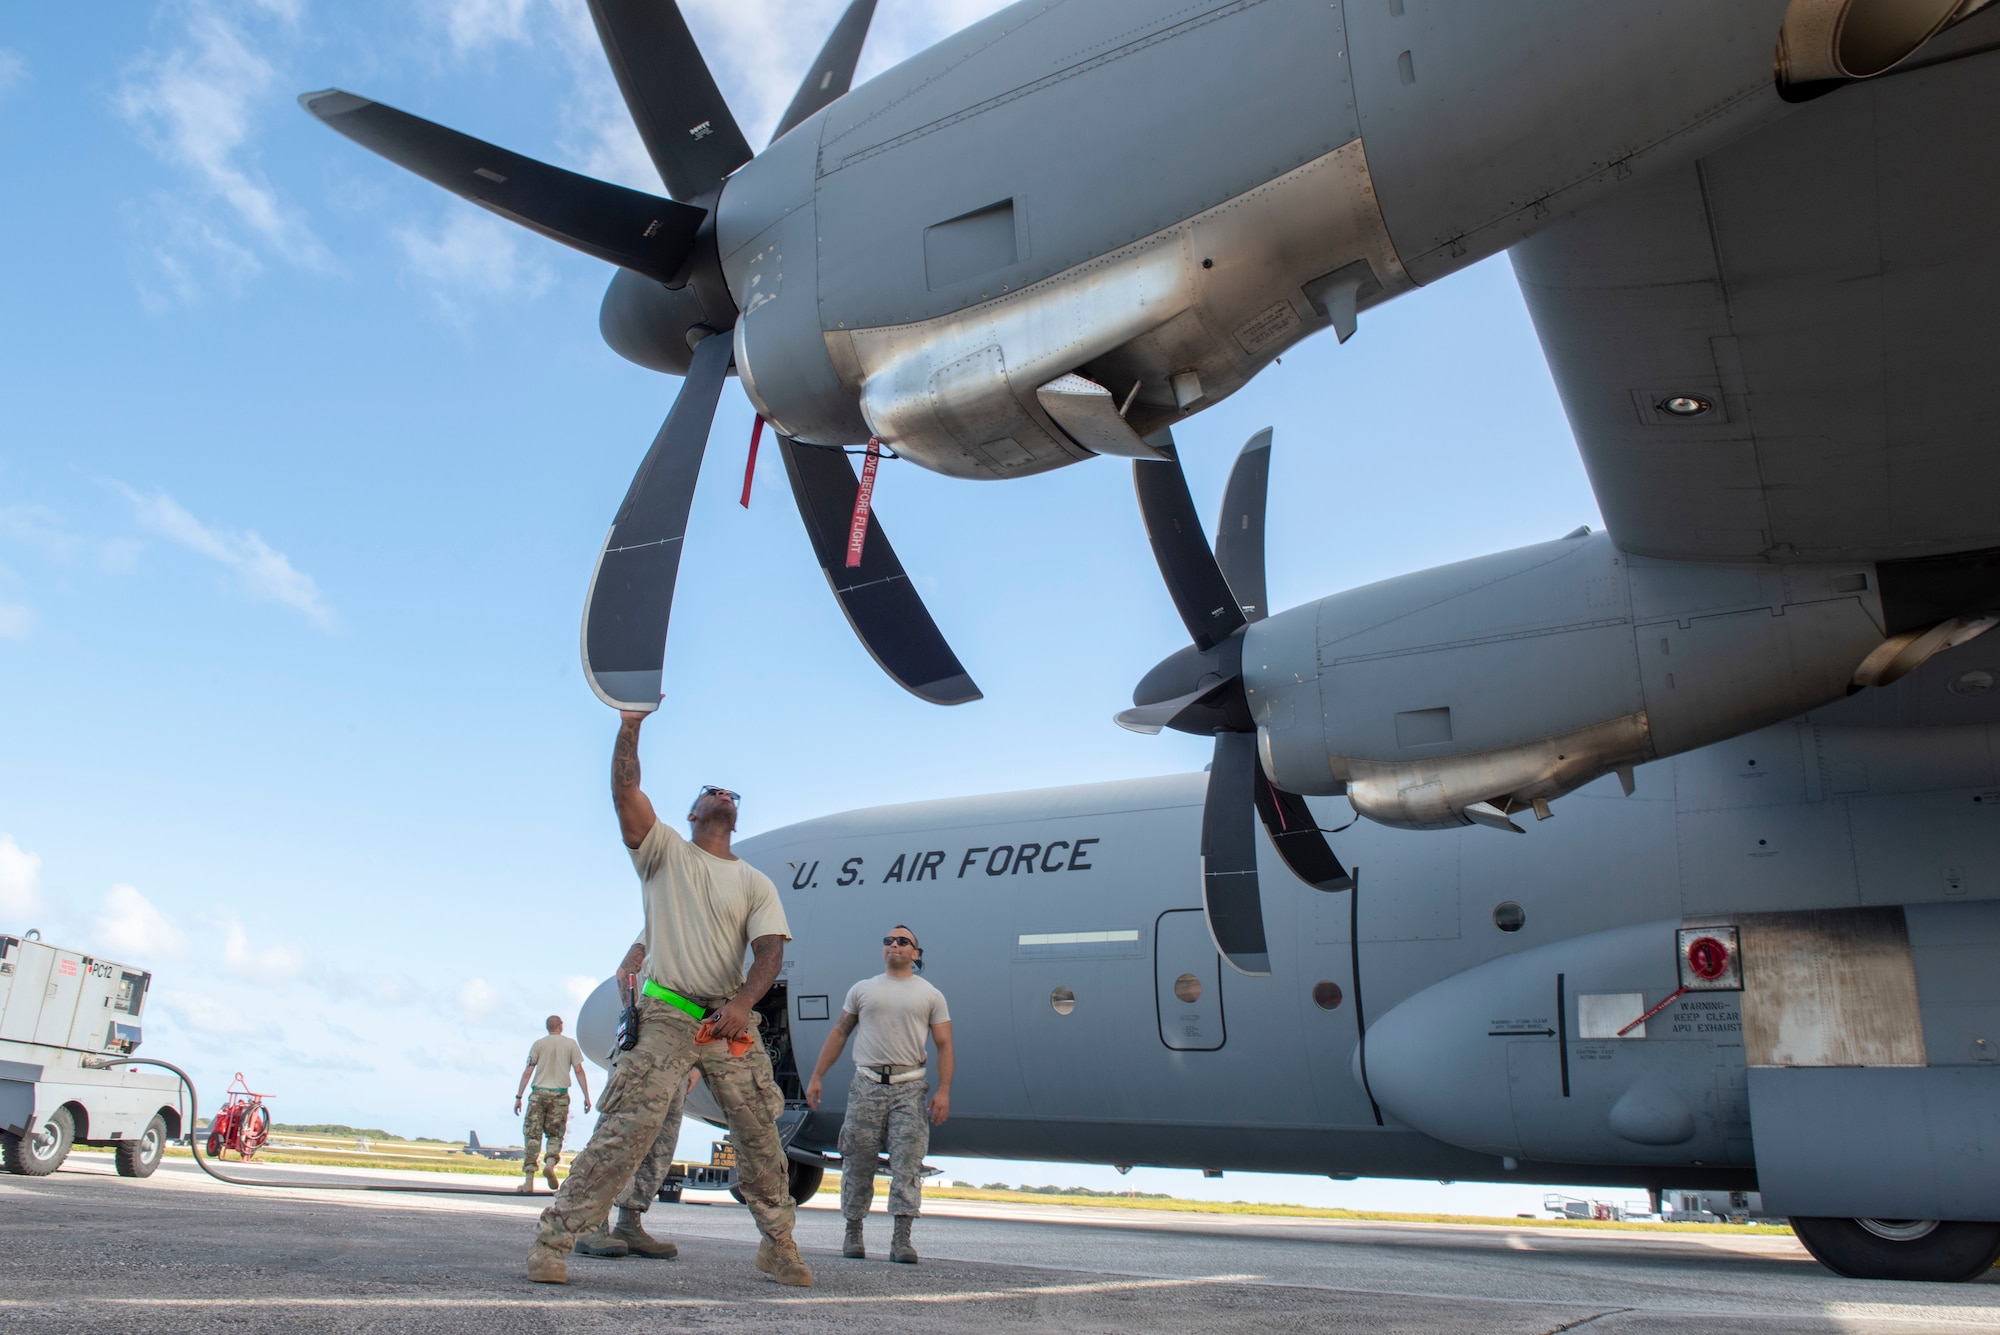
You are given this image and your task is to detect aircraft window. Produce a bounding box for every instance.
[1312,981,1343,1011]
[1493,902,1526,933]
[1172,974,1202,1004]
[1049,986,1076,1016]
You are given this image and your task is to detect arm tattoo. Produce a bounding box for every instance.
[835,1013,858,1036]
[733,934,786,1008]
[612,721,641,791]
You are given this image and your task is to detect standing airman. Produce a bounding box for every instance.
[805,924,953,1263]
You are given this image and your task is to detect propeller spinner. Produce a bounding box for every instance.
[302,0,978,712]
[1120,429,1351,976]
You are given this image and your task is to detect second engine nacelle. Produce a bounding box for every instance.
[1246,531,1985,830]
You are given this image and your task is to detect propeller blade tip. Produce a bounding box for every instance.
[913,673,983,706]
[299,89,367,118]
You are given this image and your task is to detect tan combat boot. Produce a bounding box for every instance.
[544,1162,560,1191]
[757,1234,814,1287]
[525,1242,569,1284]
[574,1227,630,1258]
[890,1215,918,1264]
[610,1206,677,1259]
[516,1170,536,1195]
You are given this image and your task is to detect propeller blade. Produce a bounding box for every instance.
[1133,442,1247,653]
[1114,676,1242,735]
[581,332,733,710]
[1252,767,1353,892]
[1202,731,1271,976]
[776,436,981,706]
[771,0,879,145]
[299,91,705,285]
[586,0,754,202]
[1213,428,1272,622]
[1114,686,1207,734]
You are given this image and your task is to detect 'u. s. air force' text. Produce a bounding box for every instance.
[786,839,1100,890]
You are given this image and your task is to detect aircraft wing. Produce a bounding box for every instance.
[1511,20,2000,566]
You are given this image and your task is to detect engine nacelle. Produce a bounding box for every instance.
[1247,532,1911,829]
[712,0,1803,477]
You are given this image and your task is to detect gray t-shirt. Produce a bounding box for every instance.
[843,973,950,1070]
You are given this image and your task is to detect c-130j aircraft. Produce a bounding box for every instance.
[312,0,2000,1283]
[569,429,2000,1285]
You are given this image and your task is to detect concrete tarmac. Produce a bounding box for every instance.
[2,1154,1997,1333]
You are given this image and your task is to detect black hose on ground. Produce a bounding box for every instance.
[102,1057,545,1199]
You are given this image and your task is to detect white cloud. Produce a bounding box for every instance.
[396,209,552,319]
[131,194,269,309]
[95,884,188,963]
[122,486,336,629]
[440,0,538,51]
[169,992,284,1040]
[459,977,502,1021]
[0,503,146,574]
[0,600,32,641]
[561,974,596,1006]
[220,919,307,983]
[0,48,26,101]
[0,834,43,921]
[116,1,327,302]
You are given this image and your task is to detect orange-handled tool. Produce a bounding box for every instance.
[694,1017,753,1058]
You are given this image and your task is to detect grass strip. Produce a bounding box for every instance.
[907,1184,1794,1235]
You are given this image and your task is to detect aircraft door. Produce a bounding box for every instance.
[1155,910,1225,1051]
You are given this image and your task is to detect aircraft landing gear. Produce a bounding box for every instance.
[1791,1217,2000,1281]
[787,1160,825,1206]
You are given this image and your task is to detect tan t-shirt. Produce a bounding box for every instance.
[526,1033,584,1089]
[843,973,950,1070]
[631,821,790,1002]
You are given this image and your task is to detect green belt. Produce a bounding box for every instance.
[641,978,712,1020]
[530,1086,568,1093]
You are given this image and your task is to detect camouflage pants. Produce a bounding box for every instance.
[615,1069,690,1213]
[521,1089,569,1173]
[536,997,790,1253]
[839,1071,929,1219]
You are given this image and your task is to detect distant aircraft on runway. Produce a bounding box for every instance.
[463,1131,524,1162]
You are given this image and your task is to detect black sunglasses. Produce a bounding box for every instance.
[882,935,916,947]
[696,785,742,805]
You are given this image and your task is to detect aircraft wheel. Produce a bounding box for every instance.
[1791,1216,2000,1281]
[3,1106,75,1177]
[788,1160,826,1206]
[115,1115,169,1178]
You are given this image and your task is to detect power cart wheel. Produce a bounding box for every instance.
[115,1114,168,1178]
[1791,1216,2000,1281]
[3,1106,75,1177]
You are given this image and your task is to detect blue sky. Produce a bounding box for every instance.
[0,0,1603,1212]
